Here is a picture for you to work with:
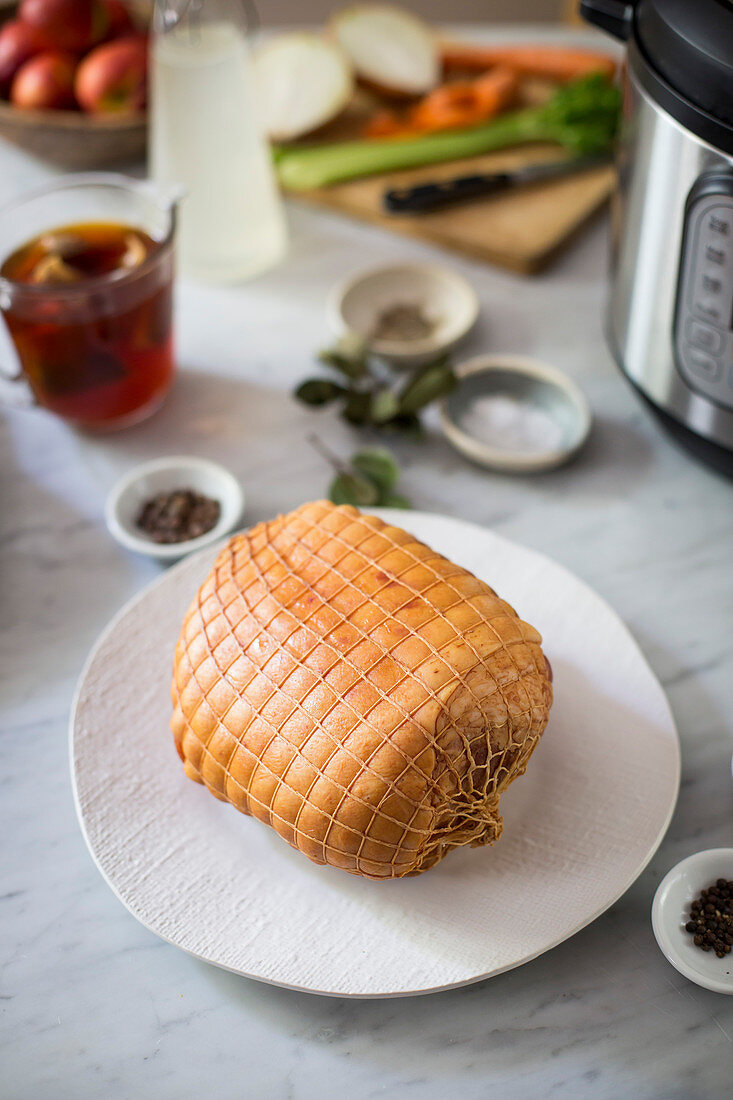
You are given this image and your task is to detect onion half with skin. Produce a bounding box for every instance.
[253,33,354,142]
[329,4,439,97]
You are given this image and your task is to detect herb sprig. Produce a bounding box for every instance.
[310,436,410,509]
[295,334,457,435]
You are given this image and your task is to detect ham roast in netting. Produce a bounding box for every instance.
[170,501,553,879]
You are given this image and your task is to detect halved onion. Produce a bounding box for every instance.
[329,4,439,97]
[253,33,354,142]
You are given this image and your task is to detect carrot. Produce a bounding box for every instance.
[363,66,519,139]
[416,68,518,122]
[411,67,518,133]
[364,109,406,137]
[441,43,616,83]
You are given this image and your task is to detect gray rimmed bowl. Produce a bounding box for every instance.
[441,354,592,473]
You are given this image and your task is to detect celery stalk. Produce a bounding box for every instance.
[275,75,621,192]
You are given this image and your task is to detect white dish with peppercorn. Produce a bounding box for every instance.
[105,455,244,562]
[652,848,733,995]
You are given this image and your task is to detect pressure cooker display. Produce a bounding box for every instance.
[675,177,733,412]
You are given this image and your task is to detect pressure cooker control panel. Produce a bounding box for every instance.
[675,171,733,411]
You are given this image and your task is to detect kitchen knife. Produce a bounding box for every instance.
[383,154,613,215]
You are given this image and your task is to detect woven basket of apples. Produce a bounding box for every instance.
[0,0,148,168]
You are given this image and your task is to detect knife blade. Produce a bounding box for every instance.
[383,154,613,215]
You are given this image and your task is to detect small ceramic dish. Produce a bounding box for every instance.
[328,262,479,365]
[652,849,733,994]
[441,355,592,473]
[105,456,244,562]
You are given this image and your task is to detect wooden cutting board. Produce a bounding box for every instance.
[286,88,616,274]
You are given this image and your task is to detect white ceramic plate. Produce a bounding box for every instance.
[71,511,680,998]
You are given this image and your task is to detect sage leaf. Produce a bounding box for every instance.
[352,448,398,493]
[380,492,411,509]
[399,357,457,414]
[383,413,423,438]
[370,388,400,424]
[319,333,368,379]
[343,391,371,425]
[329,472,380,507]
[295,379,345,406]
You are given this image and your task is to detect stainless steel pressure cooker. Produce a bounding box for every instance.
[581,0,733,475]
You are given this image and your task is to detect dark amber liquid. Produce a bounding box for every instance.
[1,222,174,428]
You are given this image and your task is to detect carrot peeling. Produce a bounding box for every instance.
[363,66,519,139]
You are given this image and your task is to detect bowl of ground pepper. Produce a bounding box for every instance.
[652,849,733,994]
[105,456,244,562]
[329,262,479,366]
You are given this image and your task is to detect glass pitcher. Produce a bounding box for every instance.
[150,0,288,283]
[0,174,178,431]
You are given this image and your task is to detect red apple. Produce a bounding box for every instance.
[100,0,135,39]
[10,50,76,109]
[0,19,48,93]
[19,0,109,54]
[74,34,146,114]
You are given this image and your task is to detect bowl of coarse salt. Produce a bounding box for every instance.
[441,355,592,473]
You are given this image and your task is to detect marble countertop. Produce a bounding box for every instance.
[2,108,732,1097]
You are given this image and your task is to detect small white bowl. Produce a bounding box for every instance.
[328,262,479,366]
[651,848,733,995]
[440,354,592,474]
[105,456,244,561]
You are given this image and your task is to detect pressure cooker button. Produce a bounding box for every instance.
[706,214,730,237]
[694,298,724,324]
[704,244,727,266]
[685,319,724,354]
[684,347,722,383]
[701,273,723,295]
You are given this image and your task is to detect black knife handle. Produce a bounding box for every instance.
[384,173,512,215]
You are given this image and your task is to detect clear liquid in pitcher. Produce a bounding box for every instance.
[150,20,287,283]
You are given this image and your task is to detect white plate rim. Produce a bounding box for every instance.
[70,509,680,998]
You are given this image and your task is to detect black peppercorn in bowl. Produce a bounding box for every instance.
[105,456,244,562]
[652,848,733,995]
